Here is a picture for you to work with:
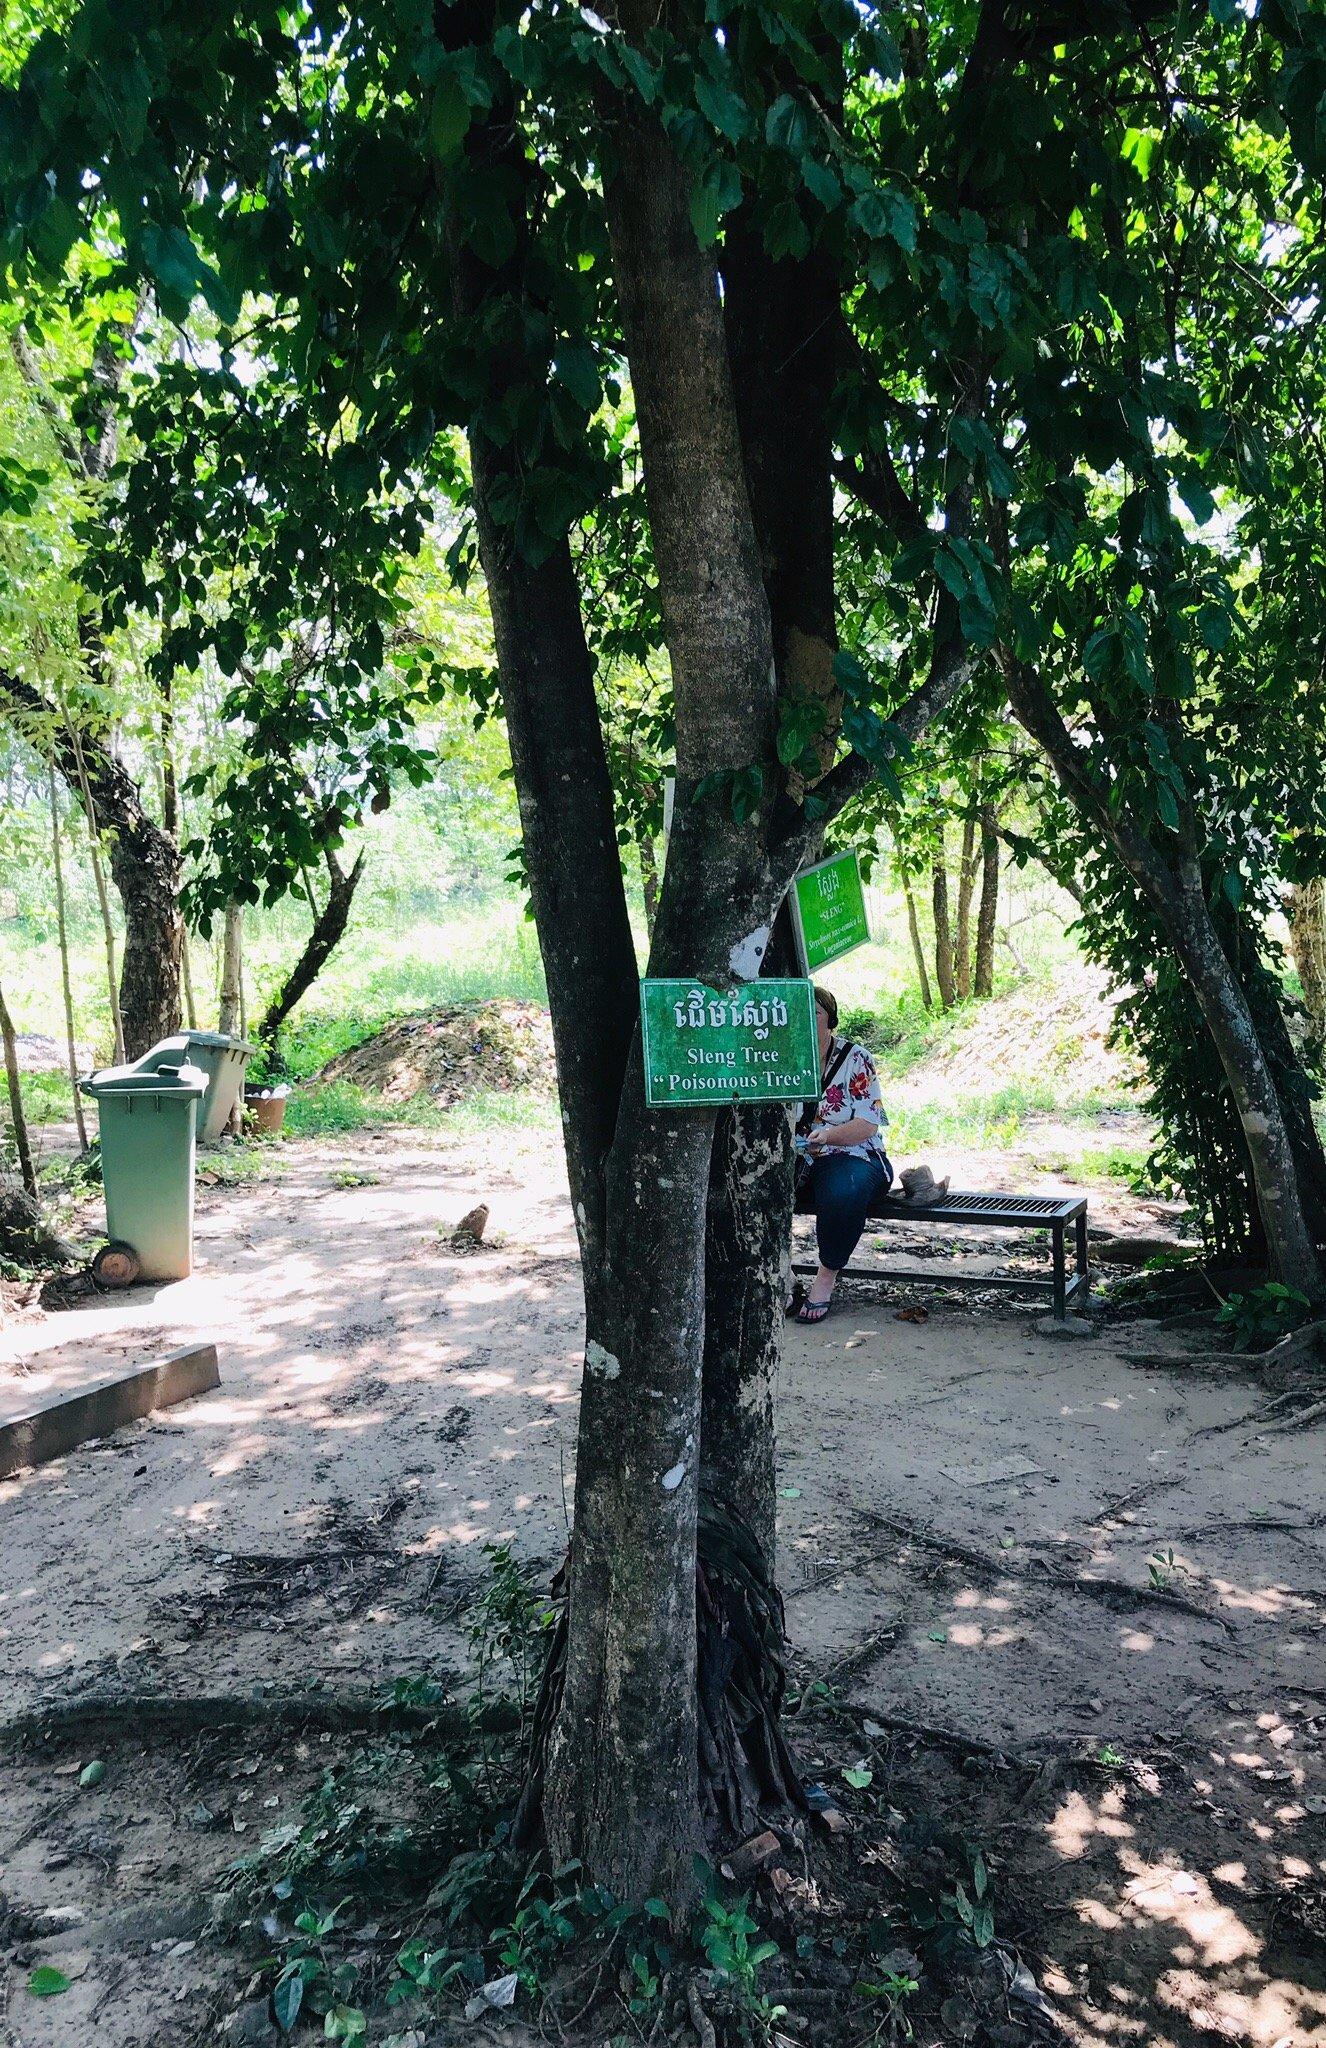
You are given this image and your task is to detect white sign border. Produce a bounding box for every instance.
[790,848,871,977]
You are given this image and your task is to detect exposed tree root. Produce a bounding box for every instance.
[1,1690,519,1751]
[1129,1318,1326,1374]
[686,1975,718,2048]
[859,1508,1233,1635]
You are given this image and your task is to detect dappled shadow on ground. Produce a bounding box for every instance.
[0,1129,1323,2045]
[0,1131,583,1719]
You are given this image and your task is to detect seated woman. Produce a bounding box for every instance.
[792,986,893,1325]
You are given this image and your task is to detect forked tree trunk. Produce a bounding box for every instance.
[257,850,365,1046]
[49,766,88,1149]
[1289,879,1326,1041]
[903,873,935,1009]
[0,974,36,1198]
[974,807,999,999]
[218,905,244,1039]
[542,67,784,1902]
[54,686,181,1060]
[932,848,956,1008]
[955,815,978,1000]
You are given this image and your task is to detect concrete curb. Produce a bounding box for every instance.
[0,1343,220,1478]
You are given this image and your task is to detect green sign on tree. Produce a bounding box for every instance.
[639,980,818,1108]
[792,851,871,974]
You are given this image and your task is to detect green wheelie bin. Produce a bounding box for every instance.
[81,1050,208,1286]
[152,1029,258,1142]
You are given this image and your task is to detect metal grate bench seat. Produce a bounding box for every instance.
[793,1186,1089,1320]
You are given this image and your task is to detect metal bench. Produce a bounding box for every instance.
[793,1187,1089,1320]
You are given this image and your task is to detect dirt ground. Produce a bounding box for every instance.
[1,1115,1324,2047]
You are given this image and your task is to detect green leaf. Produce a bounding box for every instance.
[927,1627,948,1643]
[79,1758,105,1787]
[851,186,917,253]
[690,161,742,249]
[842,1764,873,1789]
[430,71,473,159]
[801,159,842,211]
[1122,127,1159,180]
[779,1485,801,1499]
[1196,603,1231,652]
[553,340,600,413]
[695,73,750,142]
[763,197,810,261]
[27,1967,71,1998]
[765,93,810,153]
[273,1972,305,2031]
[1175,472,1216,525]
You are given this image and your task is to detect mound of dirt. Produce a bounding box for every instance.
[320,999,556,1105]
[905,963,1140,1103]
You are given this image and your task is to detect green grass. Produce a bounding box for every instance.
[280,1079,557,1142]
[17,1071,79,1124]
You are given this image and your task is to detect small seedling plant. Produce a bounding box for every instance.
[1217,1281,1311,1350]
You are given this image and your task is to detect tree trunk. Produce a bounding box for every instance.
[701,1102,794,1569]
[181,931,199,1031]
[0,974,37,1198]
[638,832,660,938]
[955,815,978,1000]
[218,905,244,1039]
[49,766,89,1149]
[932,847,956,1008]
[974,807,999,999]
[542,61,783,1903]
[1167,863,1323,1298]
[1289,879,1326,1041]
[257,850,365,1046]
[1005,659,1324,1300]
[68,717,125,1064]
[708,124,842,1570]
[903,873,935,1009]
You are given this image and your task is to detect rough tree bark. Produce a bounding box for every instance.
[256,849,365,1046]
[638,833,660,938]
[1290,880,1326,1042]
[218,905,244,1040]
[974,805,999,999]
[540,65,787,1899]
[705,177,843,1567]
[1,671,181,1059]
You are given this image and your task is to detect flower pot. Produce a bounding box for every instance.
[245,1092,287,1136]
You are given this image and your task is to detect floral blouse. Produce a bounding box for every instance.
[815,1038,889,1163]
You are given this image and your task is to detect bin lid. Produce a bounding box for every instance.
[81,1057,209,1100]
[177,1029,259,1055]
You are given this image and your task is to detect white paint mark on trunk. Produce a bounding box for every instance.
[729,925,770,979]
[661,1462,686,1490]
[585,1339,621,1379]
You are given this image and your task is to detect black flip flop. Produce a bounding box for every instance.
[795,1295,834,1325]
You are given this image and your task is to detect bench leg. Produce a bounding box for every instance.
[1075,1210,1089,1299]
[1052,1224,1066,1321]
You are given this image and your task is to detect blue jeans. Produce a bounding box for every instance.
[800,1152,892,1272]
